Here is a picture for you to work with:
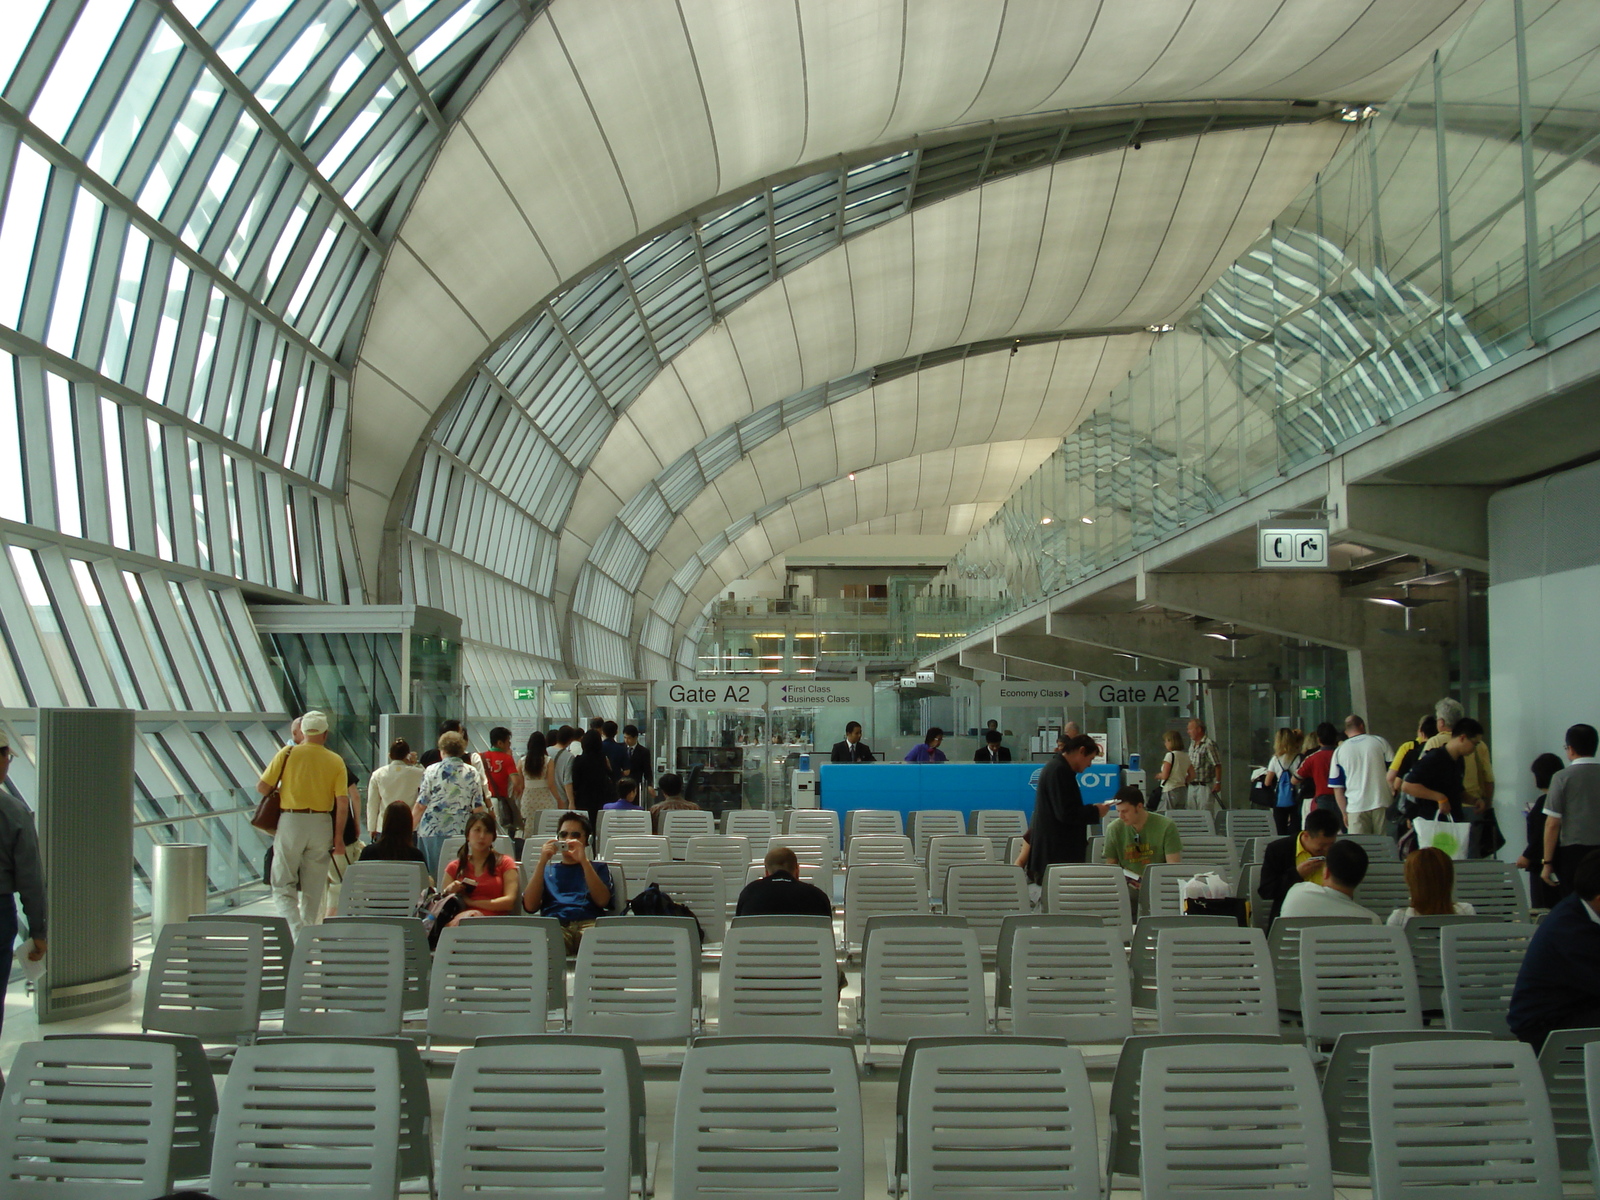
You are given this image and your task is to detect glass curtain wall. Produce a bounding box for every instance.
[919,0,1600,629]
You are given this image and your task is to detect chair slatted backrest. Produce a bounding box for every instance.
[843,864,928,953]
[1267,915,1374,1014]
[845,834,915,866]
[1129,915,1235,1005]
[338,860,428,918]
[925,835,994,906]
[322,915,430,1013]
[439,1038,640,1200]
[1243,837,1273,866]
[944,863,1030,953]
[904,1037,1099,1199]
[1454,859,1532,922]
[1155,925,1278,1036]
[786,809,841,862]
[861,916,986,1047]
[743,862,833,895]
[142,921,262,1042]
[600,834,671,880]
[596,808,651,845]
[1140,1043,1332,1200]
[1299,925,1420,1046]
[0,1036,178,1198]
[210,1042,402,1198]
[1224,809,1276,845]
[427,919,552,1044]
[534,808,566,837]
[573,917,698,1044]
[1441,923,1532,1037]
[846,809,904,840]
[1044,864,1133,942]
[684,835,752,909]
[1162,809,1215,837]
[1400,913,1497,1012]
[1535,1027,1600,1172]
[1368,1040,1561,1200]
[661,809,715,859]
[724,810,777,842]
[1104,1032,1284,1181]
[283,921,407,1037]
[674,1037,862,1200]
[1178,833,1239,876]
[1135,863,1189,917]
[1352,861,1410,916]
[190,912,292,1012]
[644,861,727,944]
[718,915,839,1037]
[1320,1029,1489,1176]
[972,809,1028,863]
[912,810,965,862]
[1005,922,1133,1042]
[1344,834,1399,865]
[766,833,831,867]
[1087,835,1105,865]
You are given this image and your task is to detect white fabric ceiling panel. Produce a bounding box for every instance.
[904,189,985,353]
[773,251,861,392]
[358,242,488,417]
[961,174,1058,339]
[842,217,918,366]
[347,366,434,497]
[582,416,664,507]
[671,330,757,446]
[868,383,920,467]
[558,3,721,215]
[782,419,839,480]
[794,1,911,162]
[399,132,561,334]
[1008,151,1126,330]
[678,1,807,183]
[745,439,802,504]
[727,311,805,409]
[880,1,1009,140]
[904,365,970,459]
[711,460,764,518]
[827,397,879,466]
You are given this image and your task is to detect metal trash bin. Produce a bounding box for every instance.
[151,843,208,936]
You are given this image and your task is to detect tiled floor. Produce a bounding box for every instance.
[4,906,1593,1198]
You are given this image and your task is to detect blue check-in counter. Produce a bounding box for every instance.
[817,761,1121,819]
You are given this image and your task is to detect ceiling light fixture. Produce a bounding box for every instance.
[847,472,855,480]
[1145,323,1175,333]
[1039,516,1053,524]
[1081,516,1095,524]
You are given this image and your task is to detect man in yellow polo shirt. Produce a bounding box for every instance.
[258,710,350,935]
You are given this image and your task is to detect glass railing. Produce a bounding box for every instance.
[919,0,1600,635]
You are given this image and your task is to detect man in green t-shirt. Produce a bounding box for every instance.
[1103,785,1182,901]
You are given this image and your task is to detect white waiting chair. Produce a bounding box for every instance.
[943,863,1030,954]
[1352,861,1410,916]
[1140,1043,1332,1200]
[644,861,727,945]
[191,913,292,1014]
[1155,925,1278,1036]
[1162,810,1215,838]
[1441,923,1532,1037]
[1043,864,1134,942]
[684,834,750,909]
[971,809,1028,863]
[1535,1027,1600,1174]
[1454,859,1532,922]
[322,915,431,1015]
[209,1041,402,1197]
[1130,915,1234,1006]
[1402,914,1497,1013]
[845,834,914,866]
[718,915,839,1037]
[1299,925,1420,1047]
[0,1036,180,1195]
[1344,834,1399,864]
[765,833,831,867]
[846,809,903,841]
[843,864,928,955]
[741,861,833,894]
[1177,832,1239,876]
[1268,915,1374,1014]
[925,835,993,906]
[661,809,715,859]
[1223,808,1276,844]
[533,808,566,838]
[427,920,552,1046]
[1367,1040,1560,1200]
[1136,863,1190,917]
[911,810,965,863]
[786,809,841,862]
[673,1036,861,1200]
[282,921,407,1037]
[898,1037,1099,1200]
[142,921,263,1045]
[439,1036,650,1200]
[724,810,777,842]
[601,834,672,881]
[596,808,651,845]
[999,919,1133,1041]
[337,860,428,918]
[861,916,985,1050]
[573,917,699,1045]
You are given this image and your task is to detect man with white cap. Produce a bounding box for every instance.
[257,711,350,935]
[0,729,46,1038]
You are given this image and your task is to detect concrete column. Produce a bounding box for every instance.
[1346,644,1450,746]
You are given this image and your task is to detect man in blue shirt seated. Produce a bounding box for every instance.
[1508,846,1600,1051]
[522,811,613,952]
[602,779,643,811]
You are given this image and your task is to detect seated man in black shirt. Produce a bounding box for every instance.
[735,846,833,917]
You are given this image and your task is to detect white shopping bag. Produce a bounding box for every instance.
[1180,871,1233,901]
[1412,816,1468,860]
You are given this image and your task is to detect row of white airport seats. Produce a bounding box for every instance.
[141,912,1534,1050]
[5,1028,1596,1198]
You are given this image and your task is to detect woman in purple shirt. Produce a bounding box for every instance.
[904,728,948,763]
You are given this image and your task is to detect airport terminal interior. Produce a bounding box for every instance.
[4,0,1600,1195]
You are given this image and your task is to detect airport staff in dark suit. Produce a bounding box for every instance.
[1023,734,1110,883]
[830,721,873,763]
[974,729,1011,763]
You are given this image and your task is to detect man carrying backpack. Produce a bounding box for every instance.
[475,726,523,837]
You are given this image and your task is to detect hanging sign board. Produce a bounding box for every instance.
[1085,680,1191,706]
[1258,526,1328,568]
[767,680,872,707]
[980,681,1082,707]
[654,681,765,710]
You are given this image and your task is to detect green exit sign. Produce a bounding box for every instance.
[1300,687,1323,700]
[512,688,537,701]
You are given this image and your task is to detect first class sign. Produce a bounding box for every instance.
[768,681,871,707]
